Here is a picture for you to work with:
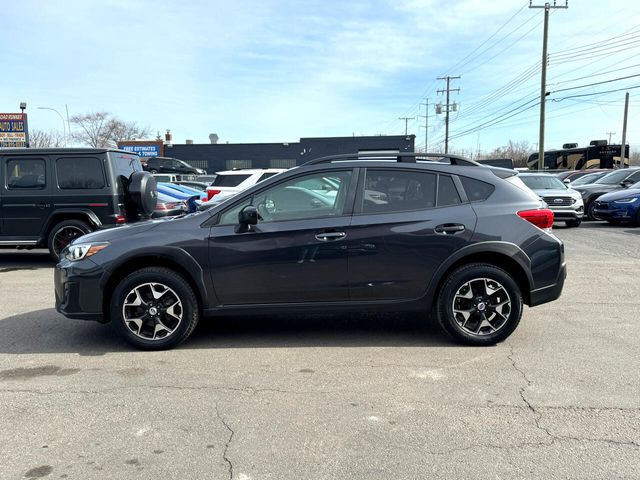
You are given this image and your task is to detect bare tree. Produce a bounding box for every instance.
[107,119,151,145]
[29,129,66,148]
[70,111,151,148]
[482,140,533,167]
[630,150,640,166]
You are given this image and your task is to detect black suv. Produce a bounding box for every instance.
[55,153,566,350]
[144,157,205,175]
[0,148,157,260]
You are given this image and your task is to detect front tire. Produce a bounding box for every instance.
[586,202,598,220]
[110,267,200,350]
[47,219,92,261]
[566,219,581,228]
[436,264,523,346]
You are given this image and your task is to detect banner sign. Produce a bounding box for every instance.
[119,144,160,157]
[0,113,28,147]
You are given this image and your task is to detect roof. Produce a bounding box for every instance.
[0,148,135,155]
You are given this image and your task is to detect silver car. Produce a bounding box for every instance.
[519,173,584,227]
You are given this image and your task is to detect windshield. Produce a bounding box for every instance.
[595,169,632,185]
[520,175,566,190]
[571,172,604,186]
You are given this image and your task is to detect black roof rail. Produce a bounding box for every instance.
[302,152,481,167]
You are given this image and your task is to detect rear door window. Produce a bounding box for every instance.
[437,175,461,206]
[360,169,436,214]
[56,157,105,189]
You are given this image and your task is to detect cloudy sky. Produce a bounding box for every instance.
[2,0,639,153]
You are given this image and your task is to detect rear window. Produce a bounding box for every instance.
[459,176,495,202]
[212,174,251,187]
[110,153,142,179]
[56,157,105,189]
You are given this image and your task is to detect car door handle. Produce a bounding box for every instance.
[315,231,347,241]
[434,223,466,235]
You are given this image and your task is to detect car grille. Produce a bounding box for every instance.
[543,196,574,207]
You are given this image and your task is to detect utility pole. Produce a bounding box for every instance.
[606,131,616,144]
[419,99,432,152]
[620,92,629,168]
[529,0,568,170]
[398,116,414,136]
[436,76,460,154]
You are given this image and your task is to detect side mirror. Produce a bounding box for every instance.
[238,205,259,225]
[621,179,634,187]
[563,178,571,184]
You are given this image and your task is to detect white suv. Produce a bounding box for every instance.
[204,168,286,203]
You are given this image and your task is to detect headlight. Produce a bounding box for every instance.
[64,242,109,261]
[613,197,638,204]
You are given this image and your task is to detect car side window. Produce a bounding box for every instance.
[361,169,436,214]
[218,170,352,225]
[437,175,461,206]
[6,158,46,189]
[459,176,495,202]
[56,157,106,189]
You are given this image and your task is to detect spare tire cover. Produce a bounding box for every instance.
[128,171,157,216]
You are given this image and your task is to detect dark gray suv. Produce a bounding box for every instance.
[55,153,566,350]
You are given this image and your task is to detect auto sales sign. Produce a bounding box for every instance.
[0,113,28,147]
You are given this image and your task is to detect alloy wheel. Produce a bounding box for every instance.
[122,282,183,341]
[452,277,512,336]
[53,226,86,257]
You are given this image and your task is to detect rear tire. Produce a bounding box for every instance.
[110,267,199,350]
[566,219,581,228]
[436,263,523,346]
[47,219,92,261]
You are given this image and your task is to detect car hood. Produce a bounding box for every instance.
[597,188,640,202]
[72,219,162,244]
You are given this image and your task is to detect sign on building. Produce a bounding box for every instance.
[0,113,28,147]
[117,140,164,158]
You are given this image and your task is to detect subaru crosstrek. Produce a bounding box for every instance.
[55,153,566,350]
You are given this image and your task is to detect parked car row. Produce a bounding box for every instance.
[515,168,640,227]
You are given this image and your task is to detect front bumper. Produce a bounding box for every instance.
[55,260,107,322]
[593,202,637,221]
[549,206,584,220]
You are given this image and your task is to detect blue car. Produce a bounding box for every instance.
[592,183,640,225]
[160,182,208,201]
[156,184,199,213]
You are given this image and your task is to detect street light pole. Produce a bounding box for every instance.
[37,107,67,146]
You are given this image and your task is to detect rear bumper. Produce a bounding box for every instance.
[529,261,566,307]
[55,260,106,322]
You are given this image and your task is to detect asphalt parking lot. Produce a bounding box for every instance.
[1,222,639,480]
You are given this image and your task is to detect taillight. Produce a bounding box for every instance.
[115,215,127,224]
[207,189,221,201]
[517,209,554,231]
